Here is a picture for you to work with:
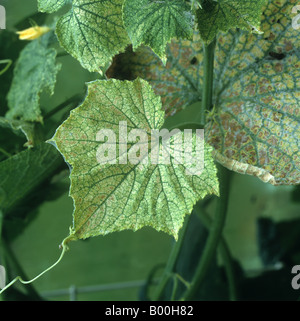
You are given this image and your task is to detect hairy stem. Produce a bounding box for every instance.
[181,165,231,300]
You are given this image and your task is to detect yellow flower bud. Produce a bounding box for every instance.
[16,26,51,40]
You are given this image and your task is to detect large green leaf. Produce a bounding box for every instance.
[207,0,300,185]
[196,0,266,44]
[123,0,194,62]
[6,33,61,123]
[38,0,130,72]
[108,0,300,185]
[51,78,219,241]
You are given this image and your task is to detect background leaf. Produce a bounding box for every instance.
[106,37,204,117]
[0,143,62,215]
[0,30,26,117]
[206,0,300,185]
[196,0,266,44]
[51,78,219,241]
[123,0,194,61]
[6,32,61,123]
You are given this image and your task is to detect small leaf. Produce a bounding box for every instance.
[42,0,130,73]
[196,0,266,44]
[51,78,219,241]
[6,32,61,123]
[123,0,194,62]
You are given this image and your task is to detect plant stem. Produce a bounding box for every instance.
[0,147,12,159]
[1,237,42,300]
[196,38,216,127]
[153,215,191,300]
[181,165,230,300]
[0,59,12,76]
[0,238,68,296]
[218,230,238,301]
[195,204,238,301]
[170,275,178,301]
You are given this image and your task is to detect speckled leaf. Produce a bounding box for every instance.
[206,0,300,185]
[6,33,61,123]
[196,0,266,44]
[111,0,300,185]
[51,79,219,241]
[123,0,194,62]
[42,0,130,72]
[106,35,205,117]
[37,0,69,13]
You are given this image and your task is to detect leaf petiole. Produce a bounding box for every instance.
[196,38,216,127]
[0,60,12,76]
[0,237,69,296]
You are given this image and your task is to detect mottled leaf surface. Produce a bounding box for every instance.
[111,0,300,185]
[196,0,266,44]
[38,0,130,72]
[37,0,70,13]
[51,79,219,240]
[106,36,205,117]
[207,0,300,185]
[123,0,194,61]
[6,33,61,123]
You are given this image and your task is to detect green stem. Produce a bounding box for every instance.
[195,205,238,301]
[1,237,42,299]
[196,38,216,127]
[218,230,238,301]
[170,275,178,301]
[0,60,12,76]
[181,165,230,300]
[153,215,191,300]
[0,237,69,296]
[0,147,12,159]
